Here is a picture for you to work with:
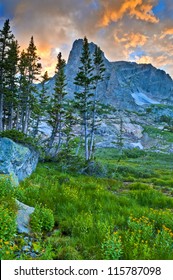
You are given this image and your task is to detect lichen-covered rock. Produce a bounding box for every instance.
[0,137,39,184]
[16,200,35,234]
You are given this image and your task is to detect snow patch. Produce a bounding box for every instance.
[130,142,144,150]
[131,92,159,106]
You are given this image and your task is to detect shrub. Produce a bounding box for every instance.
[128,182,151,190]
[124,148,146,159]
[102,232,123,260]
[81,161,108,177]
[0,175,14,198]
[30,205,54,234]
[119,215,173,259]
[0,206,17,259]
[0,129,40,151]
[0,206,16,242]
[128,189,173,208]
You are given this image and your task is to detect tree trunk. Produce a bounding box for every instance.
[0,92,3,131]
[84,111,89,161]
[89,86,98,160]
[23,104,30,134]
[8,105,13,130]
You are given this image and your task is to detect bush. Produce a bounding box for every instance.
[102,233,123,260]
[159,115,172,124]
[119,215,173,259]
[80,161,108,177]
[128,182,151,190]
[0,129,40,150]
[0,175,14,197]
[0,206,16,242]
[30,205,54,234]
[124,148,146,159]
[0,206,17,259]
[128,189,173,208]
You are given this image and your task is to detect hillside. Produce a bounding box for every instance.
[1,148,173,260]
[38,39,173,152]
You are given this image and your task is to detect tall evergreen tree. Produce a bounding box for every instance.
[19,36,41,134]
[0,19,14,131]
[74,37,94,161]
[17,50,30,131]
[89,46,105,159]
[32,71,49,137]
[4,39,20,130]
[47,52,67,154]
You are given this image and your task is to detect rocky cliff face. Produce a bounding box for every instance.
[0,137,39,184]
[46,39,173,111]
[43,39,173,152]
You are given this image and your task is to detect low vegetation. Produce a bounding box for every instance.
[1,148,173,260]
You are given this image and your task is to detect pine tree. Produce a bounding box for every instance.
[74,37,94,161]
[4,40,20,130]
[19,37,41,134]
[32,71,49,137]
[17,50,30,131]
[63,100,76,157]
[89,46,105,159]
[0,19,14,131]
[47,52,67,155]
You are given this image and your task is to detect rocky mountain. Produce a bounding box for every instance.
[46,39,173,111]
[41,39,173,152]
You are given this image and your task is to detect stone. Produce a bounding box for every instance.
[16,200,35,234]
[0,137,39,184]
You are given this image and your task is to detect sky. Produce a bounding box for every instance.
[1,0,173,78]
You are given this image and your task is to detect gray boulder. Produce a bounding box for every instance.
[16,200,35,234]
[0,137,39,185]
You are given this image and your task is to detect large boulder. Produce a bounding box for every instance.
[0,137,39,185]
[16,200,35,234]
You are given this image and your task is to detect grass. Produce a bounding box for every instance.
[1,148,173,260]
[144,125,173,143]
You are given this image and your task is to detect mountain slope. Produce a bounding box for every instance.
[42,39,173,152]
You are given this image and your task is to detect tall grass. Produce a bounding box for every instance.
[1,148,173,259]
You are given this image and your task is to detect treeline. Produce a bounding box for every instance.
[0,19,105,160]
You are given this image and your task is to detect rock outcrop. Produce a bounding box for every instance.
[46,39,173,111]
[16,200,35,234]
[0,137,39,185]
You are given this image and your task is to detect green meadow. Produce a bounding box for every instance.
[1,148,173,260]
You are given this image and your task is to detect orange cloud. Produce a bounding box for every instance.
[3,0,173,78]
[114,32,148,49]
[136,54,169,71]
[99,0,159,27]
[160,27,173,39]
[136,55,152,64]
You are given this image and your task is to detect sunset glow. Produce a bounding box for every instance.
[1,0,173,77]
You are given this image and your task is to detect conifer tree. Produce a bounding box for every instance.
[32,71,49,137]
[47,52,67,154]
[74,37,94,161]
[4,39,20,130]
[19,36,41,134]
[0,19,14,131]
[63,100,76,157]
[17,50,30,131]
[89,46,105,159]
